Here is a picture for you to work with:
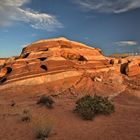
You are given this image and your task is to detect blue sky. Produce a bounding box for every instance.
[0,0,140,57]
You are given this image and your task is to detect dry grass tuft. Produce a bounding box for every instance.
[21,109,32,122]
[32,114,54,140]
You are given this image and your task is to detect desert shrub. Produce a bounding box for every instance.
[92,95,115,115]
[74,95,95,120]
[74,95,115,120]
[21,109,32,122]
[33,114,54,140]
[37,96,54,108]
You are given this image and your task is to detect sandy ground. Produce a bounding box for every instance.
[0,88,140,140]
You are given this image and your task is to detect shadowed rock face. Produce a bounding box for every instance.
[0,37,139,96]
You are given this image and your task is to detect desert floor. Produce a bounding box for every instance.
[0,88,140,140]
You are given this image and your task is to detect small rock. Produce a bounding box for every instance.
[94,76,102,82]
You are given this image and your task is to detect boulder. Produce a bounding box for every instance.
[126,57,140,76]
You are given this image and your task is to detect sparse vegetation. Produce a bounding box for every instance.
[74,95,115,120]
[74,95,95,120]
[33,114,54,140]
[91,95,115,115]
[37,96,54,108]
[21,109,32,122]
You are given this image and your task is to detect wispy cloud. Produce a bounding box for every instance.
[77,0,140,13]
[115,41,138,46]
[0,0,63,31]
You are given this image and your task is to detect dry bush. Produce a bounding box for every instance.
[37,96,54,108]
[32,114,54,140]
[21,109,32,122]
[74,95,95,120]
[74,95,115,120]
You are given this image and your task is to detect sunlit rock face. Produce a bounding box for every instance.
[0,59,6,66]
[0,37,139,96]
[0,37,112,80]
[125,56,140,77]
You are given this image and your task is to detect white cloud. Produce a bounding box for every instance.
[115,41,138,46]
[77,0,140,13]
[0,0,63,31]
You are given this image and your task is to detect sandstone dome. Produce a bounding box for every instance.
[0,37,139,96]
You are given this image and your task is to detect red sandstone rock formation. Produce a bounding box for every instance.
[0,37,139,96]
[125,56,140,76]
[108,56,140,77]
[0,37,113,81]
[0,58,6,66]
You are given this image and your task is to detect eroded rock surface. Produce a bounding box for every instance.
[125,57,140,76]
[0,37,139,96]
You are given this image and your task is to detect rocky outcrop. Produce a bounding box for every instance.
[108,56,140,77]
[0,37,113,82]
[125,57,140,77]
[0,58,6,66]
[0,37,138,96]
